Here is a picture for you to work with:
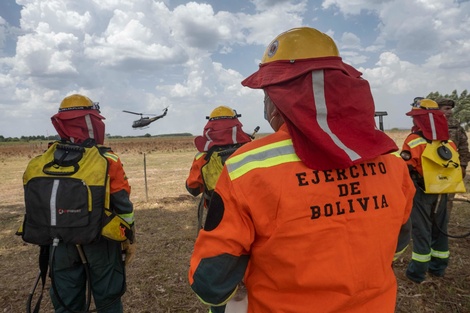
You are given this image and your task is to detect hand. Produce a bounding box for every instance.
[121,239,136,265]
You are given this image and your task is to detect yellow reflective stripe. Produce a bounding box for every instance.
[391,151,401,158]
[195,152,206,160]
[393,245,409,261]
[104,152,119,162]
[412,251,431,262]
[119,212,135,225]
[226,139,300,180]
[408,137,427,148]
[431,249,450,259]
[195,286,238,307]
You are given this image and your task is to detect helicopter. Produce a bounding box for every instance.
[123,107,168,129]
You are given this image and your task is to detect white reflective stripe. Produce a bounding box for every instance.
[311,70,360,162]
[412,251,431,262]
[231,125,237,144]
[204,129,213,151]
[428,112,437,140]
[431,249,450,259]
[50,179,60,226]
[84,114,94,139]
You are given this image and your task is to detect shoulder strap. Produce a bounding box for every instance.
[27,245,50,313]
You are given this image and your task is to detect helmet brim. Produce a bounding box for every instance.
[406,109,442,116]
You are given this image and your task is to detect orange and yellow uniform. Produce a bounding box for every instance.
[104,149,134,225]
[189,124,415,313]
[186,152,207,197]
[401,133,454,283]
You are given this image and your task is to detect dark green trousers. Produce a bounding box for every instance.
[49,238,125,313]
[406,184,449,283]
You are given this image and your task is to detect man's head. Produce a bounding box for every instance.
[406,98,449,140]
[51,94,105,144]
[255,27,340,131]
[194,105,251,152]
[437,98,455,119]
[241,27,399,171]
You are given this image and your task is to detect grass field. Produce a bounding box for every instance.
[1,131,469,313]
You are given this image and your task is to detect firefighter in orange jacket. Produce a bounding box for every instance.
[188,27,415,313]
[401,98,454,283]
[186,106,252,199]
[49,94,135,312]
[186,107,252,236]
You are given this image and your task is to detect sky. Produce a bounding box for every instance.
[1,0,470,138]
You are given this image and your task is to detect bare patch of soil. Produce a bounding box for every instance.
[1,134,470,313]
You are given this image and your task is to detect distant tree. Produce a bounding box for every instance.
[426,89,470,130]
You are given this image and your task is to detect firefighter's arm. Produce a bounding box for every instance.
[394,161,415,261]
[186,153,206,196]
[105,152,134,224]
[190,253,249,307]
[456,128,470,177]
[105,151,136,264]
[189,173,252,307]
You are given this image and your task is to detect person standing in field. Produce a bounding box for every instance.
[437,98,470,215]
[185,106,252,229]
[188,27,415,313]
[46,94,135,312]
[401,98,462,284]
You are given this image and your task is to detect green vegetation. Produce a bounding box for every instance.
[427,89,470,129]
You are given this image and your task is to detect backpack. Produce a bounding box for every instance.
[17,140,131,246]
[421,140,466,194]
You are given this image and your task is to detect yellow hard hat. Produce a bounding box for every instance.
[412,98,439,110]
[406,98,440,116]
[207,106,239,120]
[59,94,100,112]
[261,27,340,64]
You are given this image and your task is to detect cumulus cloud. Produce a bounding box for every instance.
[1,0,470,136]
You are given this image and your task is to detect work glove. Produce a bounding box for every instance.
[121,225,136,265]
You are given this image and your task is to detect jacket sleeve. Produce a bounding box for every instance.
[105,150,134,226]
[188,168,251,307]
[457,126,470,167]
[186,152,206,196]
[394,153,415,261]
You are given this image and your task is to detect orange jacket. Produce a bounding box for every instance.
[104,149,134,225]
[189,125,415,313]
[401,132,458,176]
[186,152,207,197]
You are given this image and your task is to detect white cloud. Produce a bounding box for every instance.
[1,0,470,137]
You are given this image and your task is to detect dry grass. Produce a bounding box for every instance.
[1,131,469,313]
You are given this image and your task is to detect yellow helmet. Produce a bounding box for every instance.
[207,106,239,120]
[59,94,100,112]
[261,27,340,64]
[406,98,440,116]
[412,98,439,110]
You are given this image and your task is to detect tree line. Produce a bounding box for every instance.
[427,89,470,129]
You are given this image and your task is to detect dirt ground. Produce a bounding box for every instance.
[1,133,469,313]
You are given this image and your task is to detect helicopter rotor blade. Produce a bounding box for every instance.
[123,110,143,116]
